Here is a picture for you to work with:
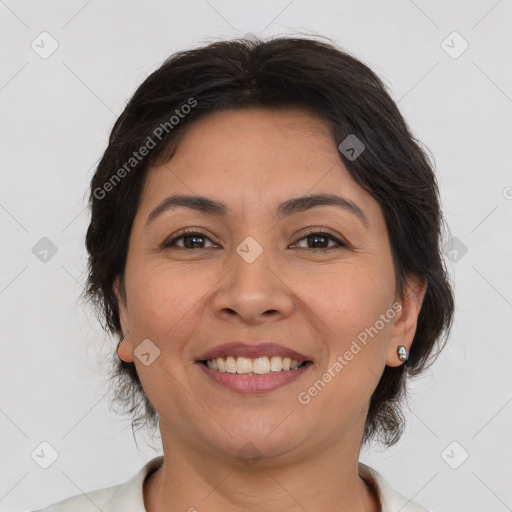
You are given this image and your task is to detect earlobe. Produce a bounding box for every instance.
[386,276,427,367]
[117,334,134,363]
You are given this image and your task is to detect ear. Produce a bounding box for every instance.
[386,275,427,367]
[113,276,134,363]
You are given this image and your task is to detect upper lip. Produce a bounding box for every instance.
[197,342,313,362]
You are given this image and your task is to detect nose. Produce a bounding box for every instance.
[211,241,294,325]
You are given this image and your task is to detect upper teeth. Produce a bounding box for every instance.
[205,356,304,374]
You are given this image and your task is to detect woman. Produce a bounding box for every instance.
[34,35,454,511]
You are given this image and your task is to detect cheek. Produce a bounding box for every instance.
[302,264,393,338]
[337,281,394,383]
[300,264,394,401]
[123,259,214,341]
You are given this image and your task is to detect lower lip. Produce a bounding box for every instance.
[196,362,312,394]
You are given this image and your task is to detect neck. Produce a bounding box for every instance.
[143,432,380,512]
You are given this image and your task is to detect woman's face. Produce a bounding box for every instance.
[116,107,424,463]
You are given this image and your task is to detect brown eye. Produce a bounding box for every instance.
[292,231,346,252]
[164,230,217,249]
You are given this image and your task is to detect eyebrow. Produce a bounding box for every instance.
[145,193,369,228]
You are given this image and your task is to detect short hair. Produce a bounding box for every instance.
[84,35,455,447]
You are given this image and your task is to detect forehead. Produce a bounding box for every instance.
[138,107,380,224]
[169,107,337,174]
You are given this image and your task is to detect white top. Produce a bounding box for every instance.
[32,456,430,512]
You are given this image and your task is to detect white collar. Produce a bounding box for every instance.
[358,462,430,511]
[75,456,429,512]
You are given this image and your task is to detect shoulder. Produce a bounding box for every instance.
[31,456,164,512]
[30,484,120,512]
[358,462,431,512]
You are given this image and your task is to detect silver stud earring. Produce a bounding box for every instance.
[397,345,407,361]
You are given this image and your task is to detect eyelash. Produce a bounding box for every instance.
[163,228,347,253]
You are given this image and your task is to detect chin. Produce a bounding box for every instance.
[194,415,314,465]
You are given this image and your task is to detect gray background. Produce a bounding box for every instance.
[1,1,511,511]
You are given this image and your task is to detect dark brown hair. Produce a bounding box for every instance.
[84,35,455,447]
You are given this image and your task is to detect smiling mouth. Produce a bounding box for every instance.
[199,355,312,376]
